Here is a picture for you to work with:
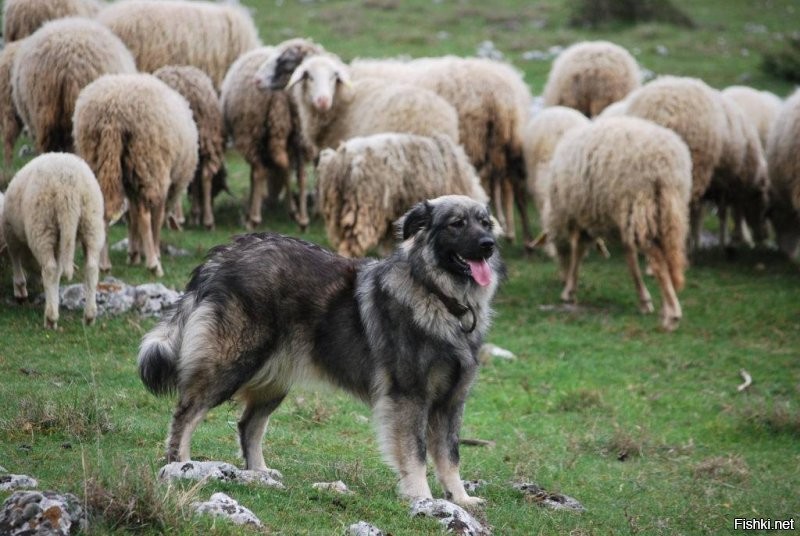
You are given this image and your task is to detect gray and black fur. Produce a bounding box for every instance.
[138,195,504,505]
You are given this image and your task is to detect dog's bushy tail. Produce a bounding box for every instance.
[137,294,194,396]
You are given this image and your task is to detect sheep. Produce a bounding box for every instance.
[705,94,770,249]
[264,54,460,161]
[521,106,590,225]
[12,17,136,154]
[349,55,532,242]
[539,116,692,331]
[73,73,198,277]
[222,39,323,230]
[2,152,105,328]
[154,65,227,230]
[0,41,23,174]
[624,76,727,250]
[2,0,104,42]
[317,133,488,258]
[97,0,260,89]
[0,191,5,254]
[542,40,640,118]
[721,86,782,150]
[766,89,800,259]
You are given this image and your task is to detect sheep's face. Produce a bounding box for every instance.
[286,56,351,113]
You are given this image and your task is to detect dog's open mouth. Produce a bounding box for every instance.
[453,253,493,287]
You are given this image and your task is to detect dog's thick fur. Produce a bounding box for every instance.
[138,195,504,505]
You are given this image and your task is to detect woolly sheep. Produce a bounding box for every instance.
[2,153,105,328]
[706,94,769,248]
[223,39,322,230]
[317,133,488,258]
[261,54,460,160]
[624,76,727,249]
[0,41,23,172]
[97,0,260,89]
[349,56,532,242]
[73,73,198,277]
[766,89,800,258]
[540,116,692,331]
[154,65,227,230]
[2,0,104,42]
[721,86,782,150]
[521,106,590,224]
[12,17,136,153]
[542,41,640,118]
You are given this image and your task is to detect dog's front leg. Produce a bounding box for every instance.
[373,396,433,502]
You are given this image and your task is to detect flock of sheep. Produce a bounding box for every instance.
[0,0,798,332]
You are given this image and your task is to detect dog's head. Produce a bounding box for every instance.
[397,195,499,287]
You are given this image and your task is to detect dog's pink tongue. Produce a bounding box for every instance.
[467,259,492,287]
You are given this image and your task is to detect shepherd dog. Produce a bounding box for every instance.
[137,194,504,506]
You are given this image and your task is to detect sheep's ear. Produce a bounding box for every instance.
[335,69,352,88]
[270,46,318,90]
[397,201,432,240]
[285,66,308,90]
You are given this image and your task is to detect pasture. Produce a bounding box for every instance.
[1,0,799,534]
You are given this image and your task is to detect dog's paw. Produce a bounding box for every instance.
[453,495,485,508]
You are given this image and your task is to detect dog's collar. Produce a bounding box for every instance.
[423,280,477,334]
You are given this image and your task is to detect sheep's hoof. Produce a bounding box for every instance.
[639,300,655,314]
[44,318,57,330]
[661,315,681,332]
[149,264,164,278]
[167,215,183,232]
[84,315,96,327]
[560,290,576,304]
[128,252,141,265]
[245,219,259,231]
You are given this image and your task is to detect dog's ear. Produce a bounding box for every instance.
[397,201,432,240]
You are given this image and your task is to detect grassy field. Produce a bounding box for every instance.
[1,0,799,534]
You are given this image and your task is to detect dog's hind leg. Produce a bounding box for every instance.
[373,396,432,502]
[238,393,287,471]
[166,396,210,463]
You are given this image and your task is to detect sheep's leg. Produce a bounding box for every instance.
[137,203,163,278]
[7,232,28,303]
[513,177,532,243]
[646,247,682,331]
[127,211,141,265]
[491,178,508,238]
[295,163,309,232]
[560,231,587,303]
[202,170,214,230]
[718,201,729,249]
[247,165,267,229]
[82,239,100,326]
[624,245,654,314]
[152,199,166,263]
[40,254,61,330]
[688,201,704,252]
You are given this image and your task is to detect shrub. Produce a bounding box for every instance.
[568,0,694,29]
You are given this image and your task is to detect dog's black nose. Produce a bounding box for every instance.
[479,236,495,255]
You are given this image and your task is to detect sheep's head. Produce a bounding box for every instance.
[283,55,352,113]
[254,38,325,91]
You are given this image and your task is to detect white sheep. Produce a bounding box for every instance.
[11,17,136,153]
[222,39,322,230]
[73,73,198,277]
[97,0,260,89]
[260,54,460,159]
[349,55,532,243]
[540,116,692,331]
[2,153,105,328]
[624,76,727,250]
[2,0,104,42]
[721,85,782,150]
[154,65,227,230]
[542,40,640,118]
[766,88,800,259]
[317,133,488,257]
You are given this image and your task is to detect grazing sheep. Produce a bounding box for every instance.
[2,153,105,328]
[317,133,488,257]
[154,65,227,230]
[540,116,692,331]
[0,41,23,173]
[349,56,532,242]
[596,97,629,118]
[73,73,198,277]
[262,54,460,159]
[706,94,770,249]
[223,39,322,230]
[2,0,104,42]
[766,89,800,259]
[12,17,136,153]
[624,76,727,249]
[721,86,782,150]
[521,106,590,224]
[542,41,640,118]
[97,0,260,89]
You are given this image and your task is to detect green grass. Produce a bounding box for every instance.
[2,1,800,534]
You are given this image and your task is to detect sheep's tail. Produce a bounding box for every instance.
[137,294,194,396]
[94,125,127,224]
[56,205,79,281]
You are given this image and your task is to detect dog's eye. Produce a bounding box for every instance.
[480,218,491,229]
[450,219,466,229]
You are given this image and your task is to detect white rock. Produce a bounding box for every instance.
[0,490,86,535]
[192,492,262,528]
[0,475,38,491]
[462,479,487,493]
[348,520,386,536]
[158,461,284,489]
[514,482,585,511]
[410,498,488,535]
[312,480,352,494]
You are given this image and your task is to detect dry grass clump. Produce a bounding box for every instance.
[0,394,113,439]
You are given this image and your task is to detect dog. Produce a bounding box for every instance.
[138,194,504,506]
